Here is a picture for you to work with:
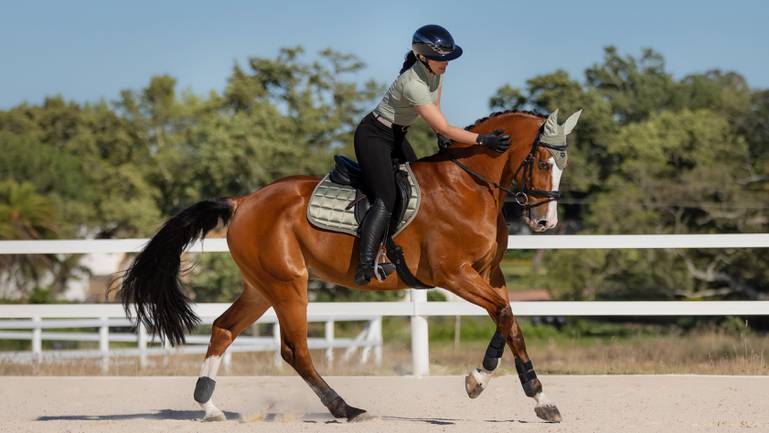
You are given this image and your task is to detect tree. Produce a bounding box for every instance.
[489,47,769,300]
[0,180,59,298]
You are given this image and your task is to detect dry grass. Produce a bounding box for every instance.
[1,329,767,376]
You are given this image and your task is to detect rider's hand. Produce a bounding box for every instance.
[476,129,512,153]
[436,134,451,150]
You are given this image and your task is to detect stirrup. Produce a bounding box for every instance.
[373,248,395,281]
[373,248,387,281]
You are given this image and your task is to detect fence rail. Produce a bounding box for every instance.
[0,303,382,372]
[1,234,767,376]
[2,233,769,254]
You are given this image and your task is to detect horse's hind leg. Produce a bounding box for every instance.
[272,281,367,421]
[194,281,271,421]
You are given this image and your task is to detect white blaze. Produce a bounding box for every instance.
[546,157,562,227]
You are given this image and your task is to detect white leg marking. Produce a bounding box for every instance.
[465,366,494,398]
[546,157,562,228]
[533,392,551,405]
[199,355,222,379]
[471,367,493,390]
[200,400,226,422]
[533,391,562,422]
[198,355,226,421]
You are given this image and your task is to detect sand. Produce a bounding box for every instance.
[1,375,767,433]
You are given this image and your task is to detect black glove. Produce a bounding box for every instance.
[436,134,451,150]
[476,129,512,153]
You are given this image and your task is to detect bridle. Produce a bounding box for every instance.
[448,129,565,210]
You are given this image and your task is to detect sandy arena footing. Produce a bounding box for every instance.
[1,375,767,433]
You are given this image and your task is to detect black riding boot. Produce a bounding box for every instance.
[355,198,392,286]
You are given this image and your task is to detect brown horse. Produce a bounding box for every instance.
[118,108,582,423]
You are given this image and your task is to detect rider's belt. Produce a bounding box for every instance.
[371,111,409,133]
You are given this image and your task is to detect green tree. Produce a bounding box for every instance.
[489,47,769,301]
[0,180,59,298]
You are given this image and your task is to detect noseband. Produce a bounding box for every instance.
[510,134,565,209]
[448,130,565,210]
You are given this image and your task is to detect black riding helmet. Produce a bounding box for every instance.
[412,24,463,61]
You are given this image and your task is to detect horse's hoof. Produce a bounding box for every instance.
[346,406,367,421]
[465,368,490,399]
[534,403,562,423]
[347,407,373,422]
[328,396,367,421]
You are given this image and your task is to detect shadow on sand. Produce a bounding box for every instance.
[37,409,239,422]
[38,410,537,425]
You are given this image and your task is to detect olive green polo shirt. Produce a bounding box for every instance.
[374,60,442,126]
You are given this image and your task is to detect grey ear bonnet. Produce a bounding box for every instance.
[538,109,582,170]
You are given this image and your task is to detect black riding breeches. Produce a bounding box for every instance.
[353,112,417,213]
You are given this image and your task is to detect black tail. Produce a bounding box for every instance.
[118,198,234,346]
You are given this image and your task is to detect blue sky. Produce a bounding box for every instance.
[2,0,768,125]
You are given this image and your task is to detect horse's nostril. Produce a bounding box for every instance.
[537,220,548,227]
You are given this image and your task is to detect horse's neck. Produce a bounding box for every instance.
[434,115,541,197]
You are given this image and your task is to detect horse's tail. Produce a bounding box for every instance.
[118,197,235,346]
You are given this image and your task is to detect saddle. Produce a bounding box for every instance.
[306,155,432,289]
[329,156,413,235]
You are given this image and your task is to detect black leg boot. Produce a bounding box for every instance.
[355,198,392,286]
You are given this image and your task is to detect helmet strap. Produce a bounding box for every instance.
[417,54,436,74]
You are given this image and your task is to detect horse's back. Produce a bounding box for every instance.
[231,175,319,216]
[226,175,321,279]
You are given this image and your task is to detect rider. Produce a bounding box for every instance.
[354,24,512,285]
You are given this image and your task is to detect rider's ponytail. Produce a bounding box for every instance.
[399,51,417,74]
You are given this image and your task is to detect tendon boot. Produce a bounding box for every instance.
[355,198,392,286]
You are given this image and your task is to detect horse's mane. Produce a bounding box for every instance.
[463,108,548,131]
[416,109,548,163]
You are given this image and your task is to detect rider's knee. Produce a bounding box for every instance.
[373,195,395,214]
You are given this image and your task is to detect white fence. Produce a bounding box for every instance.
[4,234,769,254]
[0,303,382,372]
[1,234,768,376]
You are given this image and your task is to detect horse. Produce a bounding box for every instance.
[117,108,582,423]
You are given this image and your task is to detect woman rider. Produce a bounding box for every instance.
[354,24,512,285]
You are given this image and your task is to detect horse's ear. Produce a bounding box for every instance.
[544,109,560,135]
[563,109,583,135]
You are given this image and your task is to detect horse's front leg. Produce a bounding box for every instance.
[506,316,561,422]
[441,263,561,423]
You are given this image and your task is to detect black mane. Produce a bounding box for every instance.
[463,108,548,131]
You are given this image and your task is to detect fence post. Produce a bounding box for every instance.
[161,335,170,368]
[372,317,382,368]
[223,348,232,372]
[272,323,282,368]
[325,320,334,367]
[361,321,372,364]
[410,289,429,376]
[137,323,148,368]
[99,316,109,373]
[31,316,42,362]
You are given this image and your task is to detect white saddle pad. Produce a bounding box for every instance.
[306,162,421,237]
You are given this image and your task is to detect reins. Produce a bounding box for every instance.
[447,133,563,210]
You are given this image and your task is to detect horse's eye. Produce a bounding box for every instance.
[538,161,549,170]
